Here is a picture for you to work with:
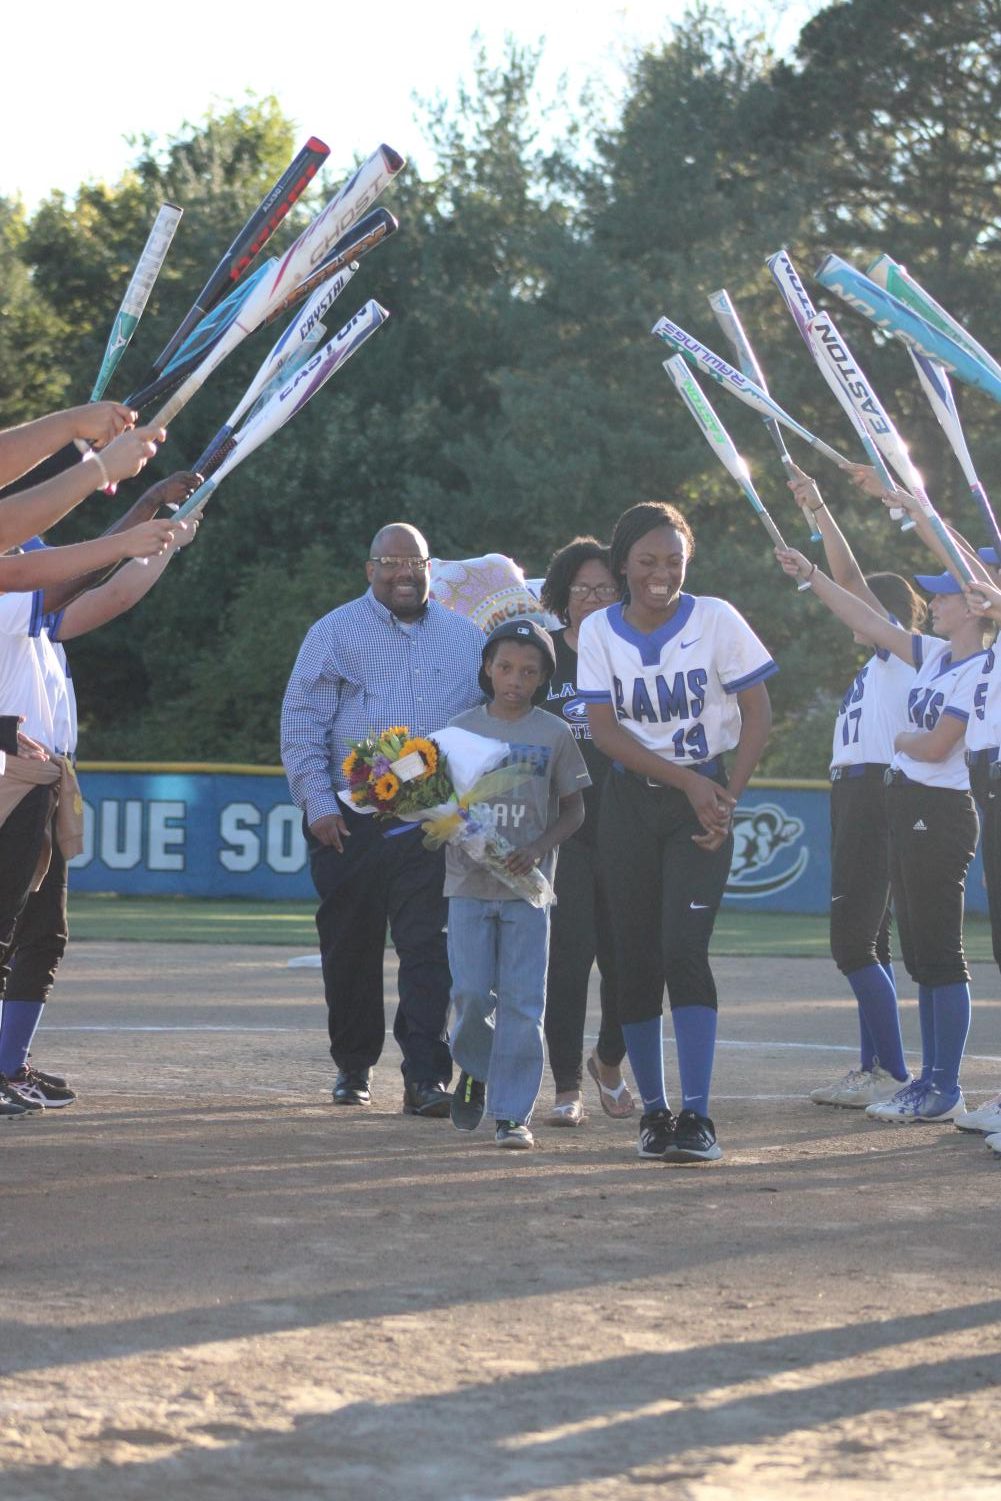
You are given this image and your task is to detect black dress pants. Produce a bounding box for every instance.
[309,805,452,1082]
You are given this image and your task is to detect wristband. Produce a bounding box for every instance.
[806,562,818,584]
[84,449,111,489]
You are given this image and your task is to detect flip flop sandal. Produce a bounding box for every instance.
[545,1098,584,1127]
[586,1054,636,1119]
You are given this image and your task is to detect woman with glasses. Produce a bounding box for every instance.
[538,538,633,1127]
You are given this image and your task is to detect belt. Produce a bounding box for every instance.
[612,757,722,787]
[883,768,918,787]
[830,763,889,783]
[966,747,1001,768]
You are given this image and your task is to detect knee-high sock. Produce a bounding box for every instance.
[672,1005,717,1117]
[0,999,44,1076]
[858,1008,877,1074]
[845,964,906,1079]
[917,984,936,1082]
[930,982,971,1094]
[621,1017,667,1113]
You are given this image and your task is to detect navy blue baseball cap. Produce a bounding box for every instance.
[914,571,964,595]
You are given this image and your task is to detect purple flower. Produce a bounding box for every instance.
[373,756,392,777]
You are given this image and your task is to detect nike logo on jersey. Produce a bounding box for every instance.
[913,819,928,831]
[831,894,846,902]
[689,901,710,910]
[680,637,702,649]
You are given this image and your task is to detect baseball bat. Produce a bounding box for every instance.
[767,248,896,488]
[867,254,1001,385]
[140,135,330,384]
[663,355,807,587]
[150,144,404,432]
[89,203,183,401]
[805,309,972,582]
[172,300,389,521]
[259,207,398,328]
[906,347,1001,557]
[191,263,355,475]
[651,315,852,469]
[815,254,1001,406]
[708,287,821,543]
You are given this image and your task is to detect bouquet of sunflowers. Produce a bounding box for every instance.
[339,724,554,907]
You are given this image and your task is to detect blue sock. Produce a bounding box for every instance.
[930,982,971,1095]
[621,1017,667,1113]
[917,984,936,1082]
[845,965,907,1080]
[672,1005,717,1117]
[0,1000,44,1076]
[858,1008,877,1073]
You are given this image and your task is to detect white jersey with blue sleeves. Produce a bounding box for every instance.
[891,636,985,790]
[576,594,776,765]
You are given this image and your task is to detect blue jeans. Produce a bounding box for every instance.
[447,897,550,1125]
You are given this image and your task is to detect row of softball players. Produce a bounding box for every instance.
[776,463,1001,1145]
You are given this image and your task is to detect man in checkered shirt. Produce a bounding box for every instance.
[281,523,484,1116]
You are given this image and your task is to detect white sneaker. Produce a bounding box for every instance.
[810,1064,910,1108]
[953,1092,1001,1134]
[984,1132,1001,1155]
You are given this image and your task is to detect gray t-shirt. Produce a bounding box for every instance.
[443,704,591,900]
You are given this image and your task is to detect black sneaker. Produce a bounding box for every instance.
[637,1108,676,1159]
[9,1066,76,1109]
[26,1060,68,1091]
[450,1071,486,1131]
[495,1120,533,1149]
[0,1081,29,1118]
[0,1074,44,1113]
[663,1108,723,1164]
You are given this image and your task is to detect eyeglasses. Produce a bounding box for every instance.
[568,583,619,601]
[369,556,431,571]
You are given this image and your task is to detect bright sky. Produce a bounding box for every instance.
[4,1,823,207]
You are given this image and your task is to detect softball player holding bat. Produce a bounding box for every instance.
[577,502,776,1164]
[777,510,994,1126]
[786,466,920,1109]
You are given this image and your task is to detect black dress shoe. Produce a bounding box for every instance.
[332,1068,372,1106]
[402,1079,453,1118]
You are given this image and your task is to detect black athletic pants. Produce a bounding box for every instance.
[970,759,1001,973]
[886,779,978,988]
[7,840,69,1002]
[308,804,452,1083]
[0,785,56,1000]
[597,767,732,1024]
[829,771,892,975]
[544,832,625,1093]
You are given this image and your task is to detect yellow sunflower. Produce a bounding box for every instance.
[373,772,401,802]
[350,787,368,804]
[400,737,438,774]
[341,749,359,777]
[384,725,410,739]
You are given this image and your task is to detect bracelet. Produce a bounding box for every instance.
[84,449,111,489]
[806,562,817,583]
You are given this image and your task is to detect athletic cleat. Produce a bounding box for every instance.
[984,1132,1001,1155]
[913,1085,965,1123]
[450,1071,486,1131]
[637,1107,676,1159]
[27,1056,68,1090]
[953,1093,1001,1134]
[663,1109,723,1164]
[811,1064,912,1109]
[8,1066,76,1109]
[495,1120,533,1149]
[0,1074,44,1113]
[865,1079,929,1122]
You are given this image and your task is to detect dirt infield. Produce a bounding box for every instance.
[3,942,1001,1499]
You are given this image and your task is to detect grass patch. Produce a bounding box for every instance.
[66,895,998,961]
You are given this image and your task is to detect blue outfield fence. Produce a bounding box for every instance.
[70,764,990,915]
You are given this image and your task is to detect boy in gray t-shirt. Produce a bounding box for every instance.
[446,620,589,1149]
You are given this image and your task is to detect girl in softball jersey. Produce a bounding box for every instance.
[787,467,921,1109]
[577,502,775,1164]
[777,530,992,1126]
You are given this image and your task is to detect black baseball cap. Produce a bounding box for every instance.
[479,618,557,699]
